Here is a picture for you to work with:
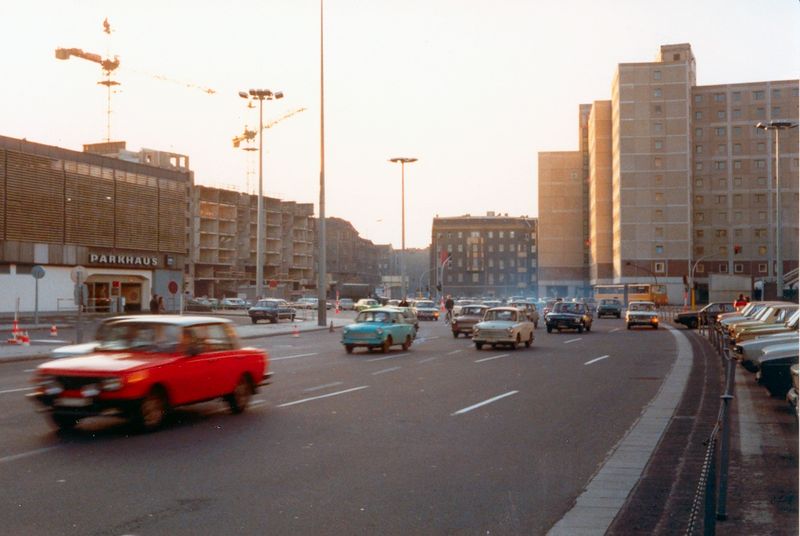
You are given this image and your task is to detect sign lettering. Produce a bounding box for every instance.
[89,253,159,267]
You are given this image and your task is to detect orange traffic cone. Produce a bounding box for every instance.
[7,319,20,344]
[292,325,300,337]
[20,331,30,346]
[50,325,58,337]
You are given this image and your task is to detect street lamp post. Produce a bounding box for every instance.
[317,0,327,326]
[239,89,283,301]
[756,120,798,300]
[389,157,417,299]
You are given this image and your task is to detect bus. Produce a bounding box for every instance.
[594,284,668,306]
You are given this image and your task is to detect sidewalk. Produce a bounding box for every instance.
[607,327,798,535]
[0,315,353,364]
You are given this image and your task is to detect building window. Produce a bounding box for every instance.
[733,160,741,169]
[655,245,664,254]
[695,145,703,154]
[457,232,463,238]
[654,262,665,273]
[758,211,767,221]
[458,273,464,283]
[772,107,781,117]
[734,228,743,237]
[755,193,766,204]
[530,245,536,253]
[499,231,504,238]
[733,144,741,154]
[654,140,663,150]
[655,226,663,237]
[717,110,726,120]
[733,126,741,137]
[734,177,742,187]
[695,195,704,204]
[695,178,704,187]
[488,231,493,238]
[734,263,743,274]
[697,263,705,273]
[719,263,728,273]
[758,246,767,256]
[498,244,504,252]
[695,111,703,120]
[716,195,726,204]
[718,211,727,221]
[472,273,479,283]
[758,263,767,273]
[696,212,705,222]
[714,93,725,103]
[447,244,453,252]
[655,174,663,184]
[757,142,766,152]
[734,211,742,222]
[655,209,663,218]
[695,128,703,138]
[696,229,704,238]
[714,161,726,170]
[732,109,741,119]
[654,88,662,97]
[715,229,727,238]
[488,245,494,252]
[732,91,741,101]
[696,162,703,171]
[654,104,662,113]
[696,246,705,256]
[488,259,494,268]
[457,244,463,252]
[499,260,505,269]
[757,177,767,186]
[655,192,664,202]
[756,107,766,118]
[655,122,663,133]
[753,90,765,100]
[694,94,703,103]
[715,127,725,137]
[654,157,662,168]
[718,178,728,188]
[653,70,661,80]
[755,160,766,168]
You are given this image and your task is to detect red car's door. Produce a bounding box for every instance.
[170,325,224,404]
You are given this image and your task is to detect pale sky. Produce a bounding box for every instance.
[3,1,798,249]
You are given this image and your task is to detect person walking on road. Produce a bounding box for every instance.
[444,295,454,322]
[149,294,160,314]
[157,295,166,314]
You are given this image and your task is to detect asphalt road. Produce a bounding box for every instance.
[1,317,677,535]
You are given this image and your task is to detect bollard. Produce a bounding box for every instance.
[704,435,718,536]
[329,320,334,333]
[717,394,733,521]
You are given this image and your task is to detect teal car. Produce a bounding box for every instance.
[341,308,416,354]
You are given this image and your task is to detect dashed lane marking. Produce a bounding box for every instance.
[271,352,319,361]
[303,381,344,392]
[584,355,610,366]
[0,446,61,464]
[0,387,34,395]
[446,350,462,355]
[418,356,439,364]
[277,386,369,408]
[372,366,401,376]
[563,338,582,344]
[474,353,510,363]
[366,353,409,362]
[452,391,519,416]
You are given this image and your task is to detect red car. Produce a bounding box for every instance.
[29,316,270,432]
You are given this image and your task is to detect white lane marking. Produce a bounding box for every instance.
[418,356,439,364]
[610,328,621,333]
[372,366,401,376]
[0,446,60,464]
[366,353,409,362]
[250,399,266,407]
[271,352,319,361]
[563,338,582,344]
[584,355,610,366]
[303,381,344,393]
[31,340,70,345]
[277,386,369,408]
[452,391,519,416]
[24,369,36,373]
[474,353,510,363]
[0,387,34,395]
[446,350,462,355]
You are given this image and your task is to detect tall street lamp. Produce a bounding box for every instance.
[756,120,798,299]
[317,0,327,326]
[239,89,283,300]
[389,157,417,299]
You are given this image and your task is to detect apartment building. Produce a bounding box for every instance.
[431,213,538,298]
[191,185,314,300]
[538,43,799,303]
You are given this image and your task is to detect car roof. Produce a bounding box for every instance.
[629,301,655,306]
[104,315,232,327]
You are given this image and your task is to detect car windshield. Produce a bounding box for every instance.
[600,299,618,305]
[356,310,392,323]
[256,300,284,307]
[484,309,517,322]
[462,306,485,316]
[415,301,435,308]
[554,302,582,314]
[629,303,656,312]
[95,321,182,352]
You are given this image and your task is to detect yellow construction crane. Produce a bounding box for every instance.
[232,107,307,148]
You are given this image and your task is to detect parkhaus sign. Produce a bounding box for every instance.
[89,253,159,267]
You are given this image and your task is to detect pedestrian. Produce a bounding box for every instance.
[149,294,159,314]
[444,295,454,322]
[733,293,747,310]
[158,295,166,314]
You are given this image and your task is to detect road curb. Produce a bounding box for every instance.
[547,325,693,535]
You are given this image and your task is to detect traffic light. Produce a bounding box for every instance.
[734,244,742,255]
[447,256,453,268]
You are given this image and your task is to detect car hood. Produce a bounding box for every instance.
[454,314,482,321]
[344,322,390,332]
[628,311,657,316]
[759,342,800,360]
[546,312,580,318]
[50,341,99,359]
[38,352,177,374]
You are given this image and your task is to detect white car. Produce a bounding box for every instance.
[626,301,659,329]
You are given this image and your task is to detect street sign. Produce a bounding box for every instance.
[31,265,46,279]
[168,281,179,295]
[70,265,88,283]
[269,279,278,289]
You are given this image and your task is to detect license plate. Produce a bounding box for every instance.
[55,397,92,407]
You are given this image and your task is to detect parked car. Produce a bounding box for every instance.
[472,307,534,349]
[596,298,622,319]
[248,299,296,324]
[753,341,799,398]
[735,330,799,372]
[185,298,213,312]
[730,304,798,341]
[508,301,540,328]
[451,304,489,338]
[673,302,737,329]
[338,298,355,311]
[717,301,772,333]
[29,316,270,432]
[354,298,379,312]
[625,301,659,330]
[412,300,440,321]
[546,301,593,333]
[220,297,247,310]
[340,308,416,354]
[735,310,799,348]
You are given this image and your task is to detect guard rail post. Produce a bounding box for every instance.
[716,345,736,520]
[704,433,718,536]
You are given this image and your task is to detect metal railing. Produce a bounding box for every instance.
[686,316,736,535]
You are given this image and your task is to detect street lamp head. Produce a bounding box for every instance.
[274,91,284,100]
[756,120,799,131]
[389,157,418,164]
[238,91,249,99]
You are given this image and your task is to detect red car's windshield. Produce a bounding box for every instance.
[96,322,182,352]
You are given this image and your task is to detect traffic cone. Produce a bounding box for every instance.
[20,331,30,346]
[292,325,300,337]
[50,325,58,337]
[7,319,20,344]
